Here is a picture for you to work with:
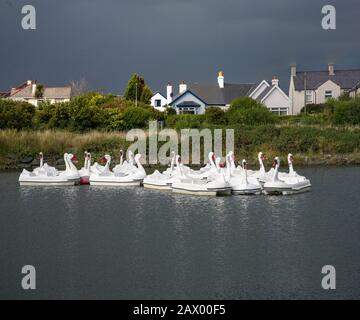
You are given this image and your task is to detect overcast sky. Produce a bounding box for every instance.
[0,0,359,94]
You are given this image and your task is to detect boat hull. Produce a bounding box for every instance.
[89,180,141,186]
[19,180,75,186]
[172,186,232,196]
[263,180,311,195]
[232,188,262,195]
[143,182,172,191]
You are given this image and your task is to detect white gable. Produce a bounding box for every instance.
[261,86,290,111]
[249,80,270,99]
[150,92,167,111]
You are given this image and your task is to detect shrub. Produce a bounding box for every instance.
[122,107,154,129]
[226,97,276,125]
[165,114,205,129]
[301,103,329,114]
[0,99,35,130]
[205,107,227,125]
[333,98,360,125]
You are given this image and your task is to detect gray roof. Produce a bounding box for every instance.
[254,85,272,101]
[173,82,256,105]
[10,85,72,99]
[177,101,201,108]
[294,69,360,91]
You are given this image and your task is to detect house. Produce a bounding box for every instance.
[153,71,290,115]
[150,91,168,112]
[0,92,9,98]
[7,80,72,106]
[289,64,360,114]
[249,78,291,115]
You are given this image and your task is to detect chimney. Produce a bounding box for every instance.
[272,77,279,86]
[31,83,37,97]
[291,65,297,77]
[166,82,173,104]
[217,71,224,88]
[328,63,335,76]
[179,81,187,94]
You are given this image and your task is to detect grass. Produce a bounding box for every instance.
[0,126,360,170]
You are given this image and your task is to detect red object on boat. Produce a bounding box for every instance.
[80,176,90,185]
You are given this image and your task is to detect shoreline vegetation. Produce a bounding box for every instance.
[1,75,360,170]
[0,127,359,171]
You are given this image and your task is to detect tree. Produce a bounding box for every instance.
[69,78,89,97]
[34,84,44,99]
[140,85,153,104]
[205,107,227,125]
[123,73,153,104]
[226,97,276,125]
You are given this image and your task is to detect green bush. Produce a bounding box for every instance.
[333,98,360,125]
[0,99,35,129]
[165,114,205,129]
[226,97,276,125]
[205,107,227,125]
[122,107,154,129]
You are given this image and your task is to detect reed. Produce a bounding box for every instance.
[0,126,359,169]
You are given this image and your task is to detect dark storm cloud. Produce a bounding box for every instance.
[0,0,359,94]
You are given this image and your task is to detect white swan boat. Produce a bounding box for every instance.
[143,154,182,190]
[263,157,311,195]
[227,158,262,195]
[79,152,91,185]
[89,154,146,186]
[58,153,81,184]
[171,154,232,196]
[19,153,79,186]
[113,150,137,175]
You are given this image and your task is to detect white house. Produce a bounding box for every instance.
[249,78,291,115]
[289,64,360,114]
[150,91,167,112]
[7,80,72,107]
[153,71,290,115]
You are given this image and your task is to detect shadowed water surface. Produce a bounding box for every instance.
[0,167,359,299]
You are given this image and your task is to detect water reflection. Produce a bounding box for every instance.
[2,167,360,299]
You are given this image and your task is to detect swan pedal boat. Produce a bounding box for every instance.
[19,153,80,186]
[263,157,311,195]
[19,171,75,186]
[143,154,182,191]
[89,175,142,186]
[143,170,175,191]
[172,178,232,196]
[89,154,146,186]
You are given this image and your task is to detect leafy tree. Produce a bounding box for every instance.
[226,97,276,125]
[165,106,176,115]
[205,107,227,125]
[0,99,35,129]
[333,98,360,125]
[123,74,153,103]
[35,84,44,99]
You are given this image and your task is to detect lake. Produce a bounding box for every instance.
[0,167,359,299]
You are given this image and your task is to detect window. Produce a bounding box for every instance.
[155,99,161,107]
[270,107,288,116]
[325,90,333,99]
[305,91,312,103]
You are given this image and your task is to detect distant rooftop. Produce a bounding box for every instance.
[294,68,360,91]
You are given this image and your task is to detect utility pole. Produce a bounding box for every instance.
[135,82,138,107]
[304,72,307,114]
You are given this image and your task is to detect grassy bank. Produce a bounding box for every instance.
[1,125,360,170]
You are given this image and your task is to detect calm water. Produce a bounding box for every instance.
[0,167,359,300]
